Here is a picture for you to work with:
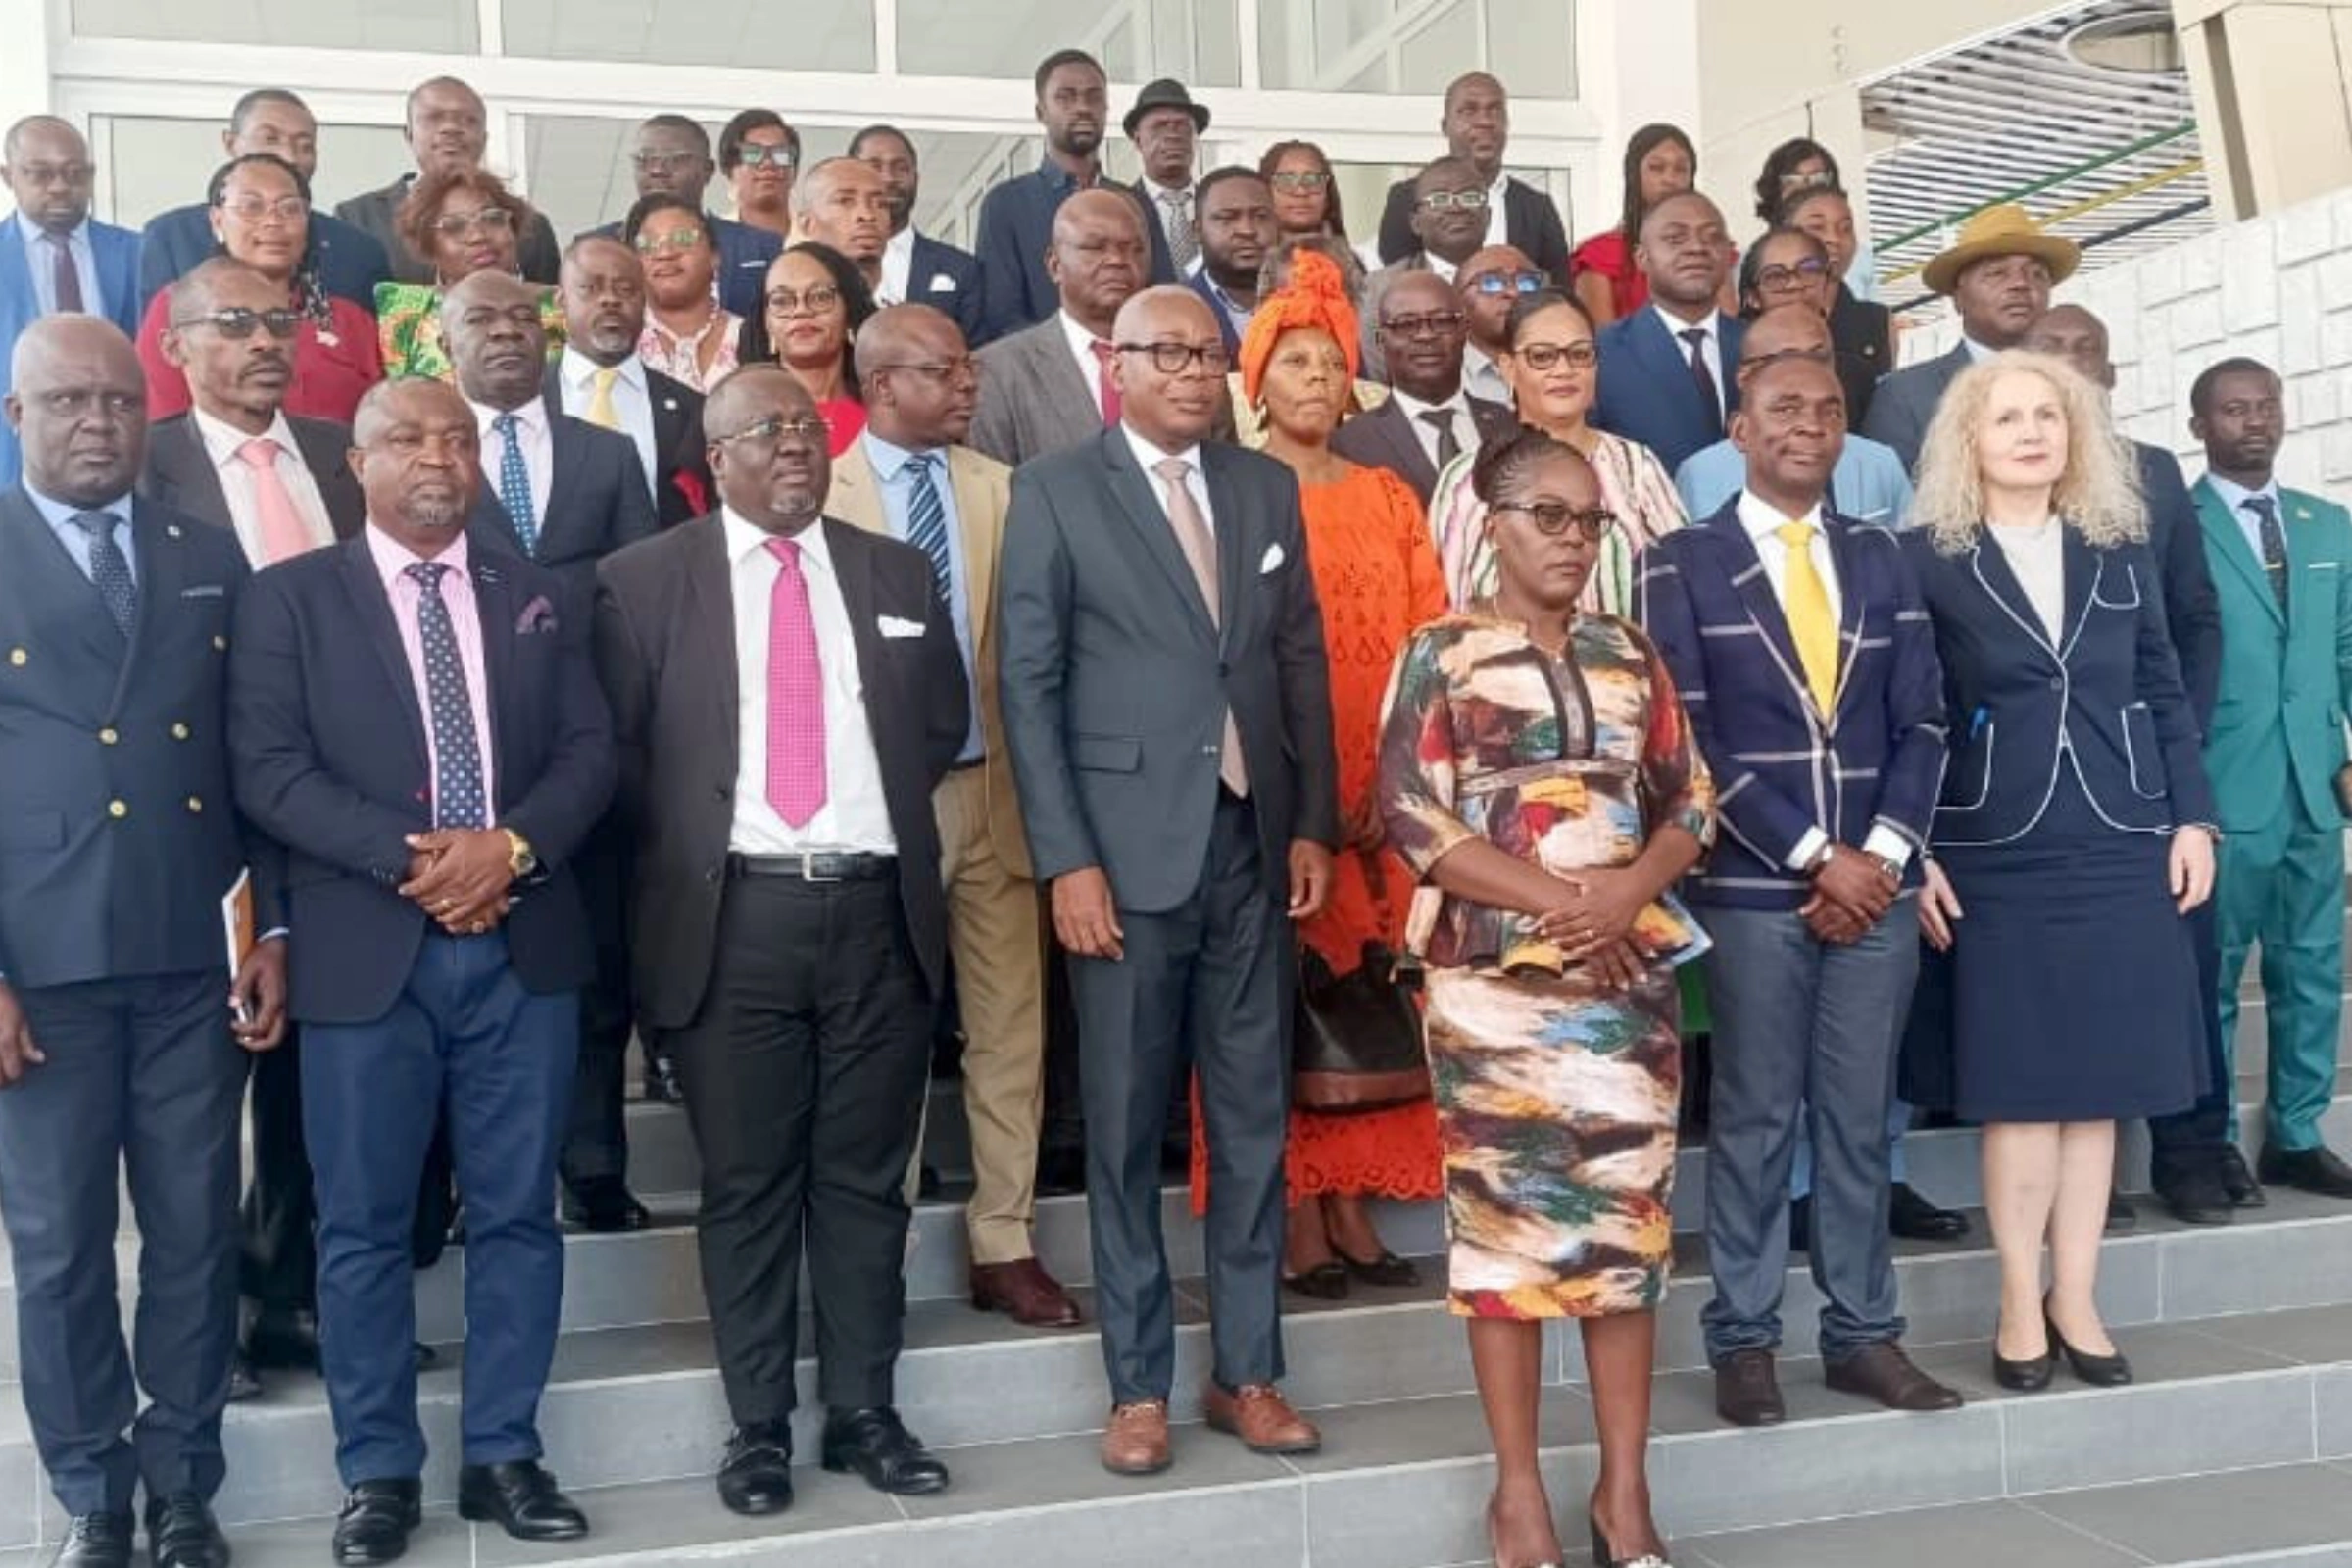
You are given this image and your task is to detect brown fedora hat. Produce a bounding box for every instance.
[1921,203,2082,296]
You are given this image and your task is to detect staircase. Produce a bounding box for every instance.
[2,1002,2351,1567]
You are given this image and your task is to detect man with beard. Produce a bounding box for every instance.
[851,124,986,345]
[1184,168,1275,357]
[547,234,710,527]
[334,77,562,286]
[1360,158,1494,382]
[1592,190,1745,474]
[1374,72,1569,277]
[228,375,613,1564]
[792,157,893,294]
[585,116,776,319]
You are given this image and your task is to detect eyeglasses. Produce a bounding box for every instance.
[869,356,981,384]
[632,151,706,173]
[711,414,830,449]
[1467,270,1546,296]
[14,162,93,187]
[736,142,796,171]
[1491,501,1617,541]
[1115,340,1231,374]
[634,225,709,254]
[218,194,309,223]
[1511,340,1597,371]
[1754,257,1831,291]
[171,306,301,340]
[764,284,840,316]
[1268,171,1331,193]
[1379,310,1466,339]
[1417,189,1490,212]
[431,206,514,238]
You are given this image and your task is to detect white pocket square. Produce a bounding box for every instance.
[926,273,958,292]
[1259,543,1286,574]
[2313,562,2340,570]
[879,614,927,639]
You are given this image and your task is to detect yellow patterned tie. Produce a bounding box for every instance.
[1776,520,1839,714]
[584,367,623,431]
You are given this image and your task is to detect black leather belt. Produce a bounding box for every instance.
[727,851,897,883]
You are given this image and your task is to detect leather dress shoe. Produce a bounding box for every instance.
[1339,1249,1420,1288]
[2155,1163,2234,1227]
[2260,1141,2352,1199]
[1035,1146,1088,1196]
[1825,1342,1964,1412]
[1712,1348,1786,1427]
[51,1510,134,1567]
[2220,1144,2268,1207]
[821,1407,951,1495]
[225,1350,263,1403]
[1888,1182,1971,1242]
[561,1177,653,1233]
[715,1421,793,1516]
[1203,1382,1321,1454]
[969,1257,1083,1328]
[1283,1261,1349,1299]
[331,1479,420,1566]
[246,1305,323,1371]
[1101,1399,1172,1475]
[456,1460,587,1542]
[144,1492,228,1568]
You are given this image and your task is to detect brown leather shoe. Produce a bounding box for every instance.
[1202,1382,1322,1455]
[1100,1400,1172,1476]
[1825,1341,1965,1412]
[1713,1348,1786,1428]
[969,1258,1083,1329]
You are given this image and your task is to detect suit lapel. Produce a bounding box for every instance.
[1822,514,1867,715]
[469,553,518,797]
[1369,403,1437,496]
[539,410,582,557]
[108,502,186,717]
[2194,477,2284,628]
[0,487,135,673]
[144,420,235,533]
[683,519,741,779]
[947,450,999,663]
[826,443,885,533]
[335,537,431,771]
[2284,489,2325,639]
[827,519,891,732]
[1967,536,2058,658]
[1201,448,1247,655]
[1705,507,1811,708]
[1102,434,1217,640]
[1030,325,1103,443]
[2057,527,2099,659]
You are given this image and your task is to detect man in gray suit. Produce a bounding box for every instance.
[997,286,1339,1478]
[968,190,1151,468]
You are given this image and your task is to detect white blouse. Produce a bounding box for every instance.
[1987,516,2066,642]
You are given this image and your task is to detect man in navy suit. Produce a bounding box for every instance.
[852,124,988,346]
[1641,338,1962,1430]
[137,90,393,312]
[1592,191,1743,474]
[3,117,144,485]
[228,376,615,1565]
[547,235,710,530]
[0,315,287,1568]
[584,115,777,319]
[1184,168,1274,357]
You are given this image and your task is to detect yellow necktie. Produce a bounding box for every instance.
[584,367,622,431]
[1776,520,1838,713]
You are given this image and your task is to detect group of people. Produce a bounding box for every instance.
[1,44,2347,1568]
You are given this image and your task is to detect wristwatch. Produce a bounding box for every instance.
[503,829,539,879]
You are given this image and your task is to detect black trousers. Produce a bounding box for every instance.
[2148,897,2231,1169]
[239,1031,315,1310]
[560,823,636,1191]
[669,871,933,1424]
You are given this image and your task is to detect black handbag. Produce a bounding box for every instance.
[1293,938,1430,1114]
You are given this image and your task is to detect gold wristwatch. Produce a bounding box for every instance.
[503,829,539,878]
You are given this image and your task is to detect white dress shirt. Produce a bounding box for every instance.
[877,224,917,306]
[469,394,555,539]
[189,406,335,566]
[1735,490,1912,872]
[1059,309,1115,419]
[1461,343,1511,408]
[1389,386,1483,473]
[1482,172,1510,248]
[2203,472,2283,565]
[15,212,102,319]
[1425,251,1460,284]
[1654,304,1728,420]
[556,347,659,496]
[1987,515,2066,644]
[722,508,896,855]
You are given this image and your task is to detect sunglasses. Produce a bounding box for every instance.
[430,207,514,238]
[1467,270,1546,296]
[172,306,301,341]
[1268,171,1331,193]
[634,226,710,254]
[736,143,797,171]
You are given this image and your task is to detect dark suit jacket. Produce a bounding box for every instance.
[907,231,989,346]
[1859,342,1970,475]
[139,413,367,546]
[0,487,285,988]
[1376,175,1568,277]
[540,361,710,528]
[0,214,143,486]
[1828,283,1892,431]
[466,398,659,607]
[997,430,1341,912]
[228,536,613,1021]
[968,316,1236,468]
[972,160,1171,344]
[336,175,562,286]
[585,211,778,320]
[2134,440,2223,728]
[1129,178,1184,293]
[1185,269,1245,358]
[591,515,968,1027]
[1900,525,2217,847]
[1637,500,1947,907]
[139,204,392,312]
[1329,391,1515,506]
[1592,306,1744,476]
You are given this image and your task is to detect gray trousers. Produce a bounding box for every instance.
[1700,900,1916,1363]
[1070,792,1289,1404]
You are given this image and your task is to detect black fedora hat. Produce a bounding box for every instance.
[1124,78,1210,138]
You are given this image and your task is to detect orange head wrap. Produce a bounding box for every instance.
[1237,246,1362,407]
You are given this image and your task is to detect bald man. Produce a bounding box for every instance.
[2,116,145,484]
[999,286,1338,1474]
[968,189,1151,467]
[1592,190,1745,472]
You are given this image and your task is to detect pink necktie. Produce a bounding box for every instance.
[1089,339,1122,426]
[764,537,827,827]
[235,437,317,565]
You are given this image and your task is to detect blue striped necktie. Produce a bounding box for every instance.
[493,412,539,557]
[903,451,953,611]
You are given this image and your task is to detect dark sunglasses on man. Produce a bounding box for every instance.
[172,307,302,341]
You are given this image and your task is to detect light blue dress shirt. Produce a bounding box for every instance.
[1674,433,1916,531]
[861,431,984,763]
[2201,471,2283,564]
[15,211,103,320]
[24,481,138,584]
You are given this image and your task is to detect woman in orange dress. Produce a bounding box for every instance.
[1189,247,1447,1297]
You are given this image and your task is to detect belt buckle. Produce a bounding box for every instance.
[799,850,842,884]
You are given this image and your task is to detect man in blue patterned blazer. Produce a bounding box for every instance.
[1638,323,1959,1429]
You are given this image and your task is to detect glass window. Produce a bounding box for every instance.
[96,115,413,230]
[1259,0,1571,97]
[896,0,1239,86]
[501,0,875,71]
[73,0,475,50]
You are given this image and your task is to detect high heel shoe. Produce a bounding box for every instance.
[1590,1512,1674,1568]
[2044,1306,2133,1387]
[1991,1317,2055,1392]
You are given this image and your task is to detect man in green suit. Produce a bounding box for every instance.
[2190,356,2352,1198]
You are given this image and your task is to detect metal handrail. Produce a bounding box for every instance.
[1877,120,2199,252]
[1881,154,2206,285]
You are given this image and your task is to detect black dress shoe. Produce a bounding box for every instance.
[1712,1348,1786,1427]
[457,1460,586,1542]
[331,1479,420,1566]
[2220,1144,2268,1207]
[561,1177,652,1233]
[413,1342,438,1371]
[225,1350,263,1403]
[1339,1249,1420,1288]
[1788,1194,1813,1254]
[144,1492,229,1568]
[1888,1182,1971,1242]
[820,1406,952,1495]
[1282,1261,1348,1299]
[2044,1307,2132,1387]
[716,1421,794,1516]
[1035,1146,1088,1195]
[246,1305,323,1370]
[2260,1142,2352,1199]
[2155,1164,2234,1227]
[1991,1345,2056,1392]
[51,1510,134,1567]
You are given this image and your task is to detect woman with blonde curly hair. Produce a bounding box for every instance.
[1899,352,2219,1395]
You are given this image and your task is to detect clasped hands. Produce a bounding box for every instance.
[1803,845,1898,947]
[400,828,516,938]
[1533,867,1648,994]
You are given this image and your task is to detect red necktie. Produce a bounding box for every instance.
[764,537,827,827]
[45,233,83,315]
[1089,339,1122,427]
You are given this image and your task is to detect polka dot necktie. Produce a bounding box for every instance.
[493,412,539,557]
[2244,494,2289,611]
[72,511,135,636]
[406,562,487,830]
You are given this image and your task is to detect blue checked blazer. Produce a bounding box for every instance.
[1638,497,1948,908]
